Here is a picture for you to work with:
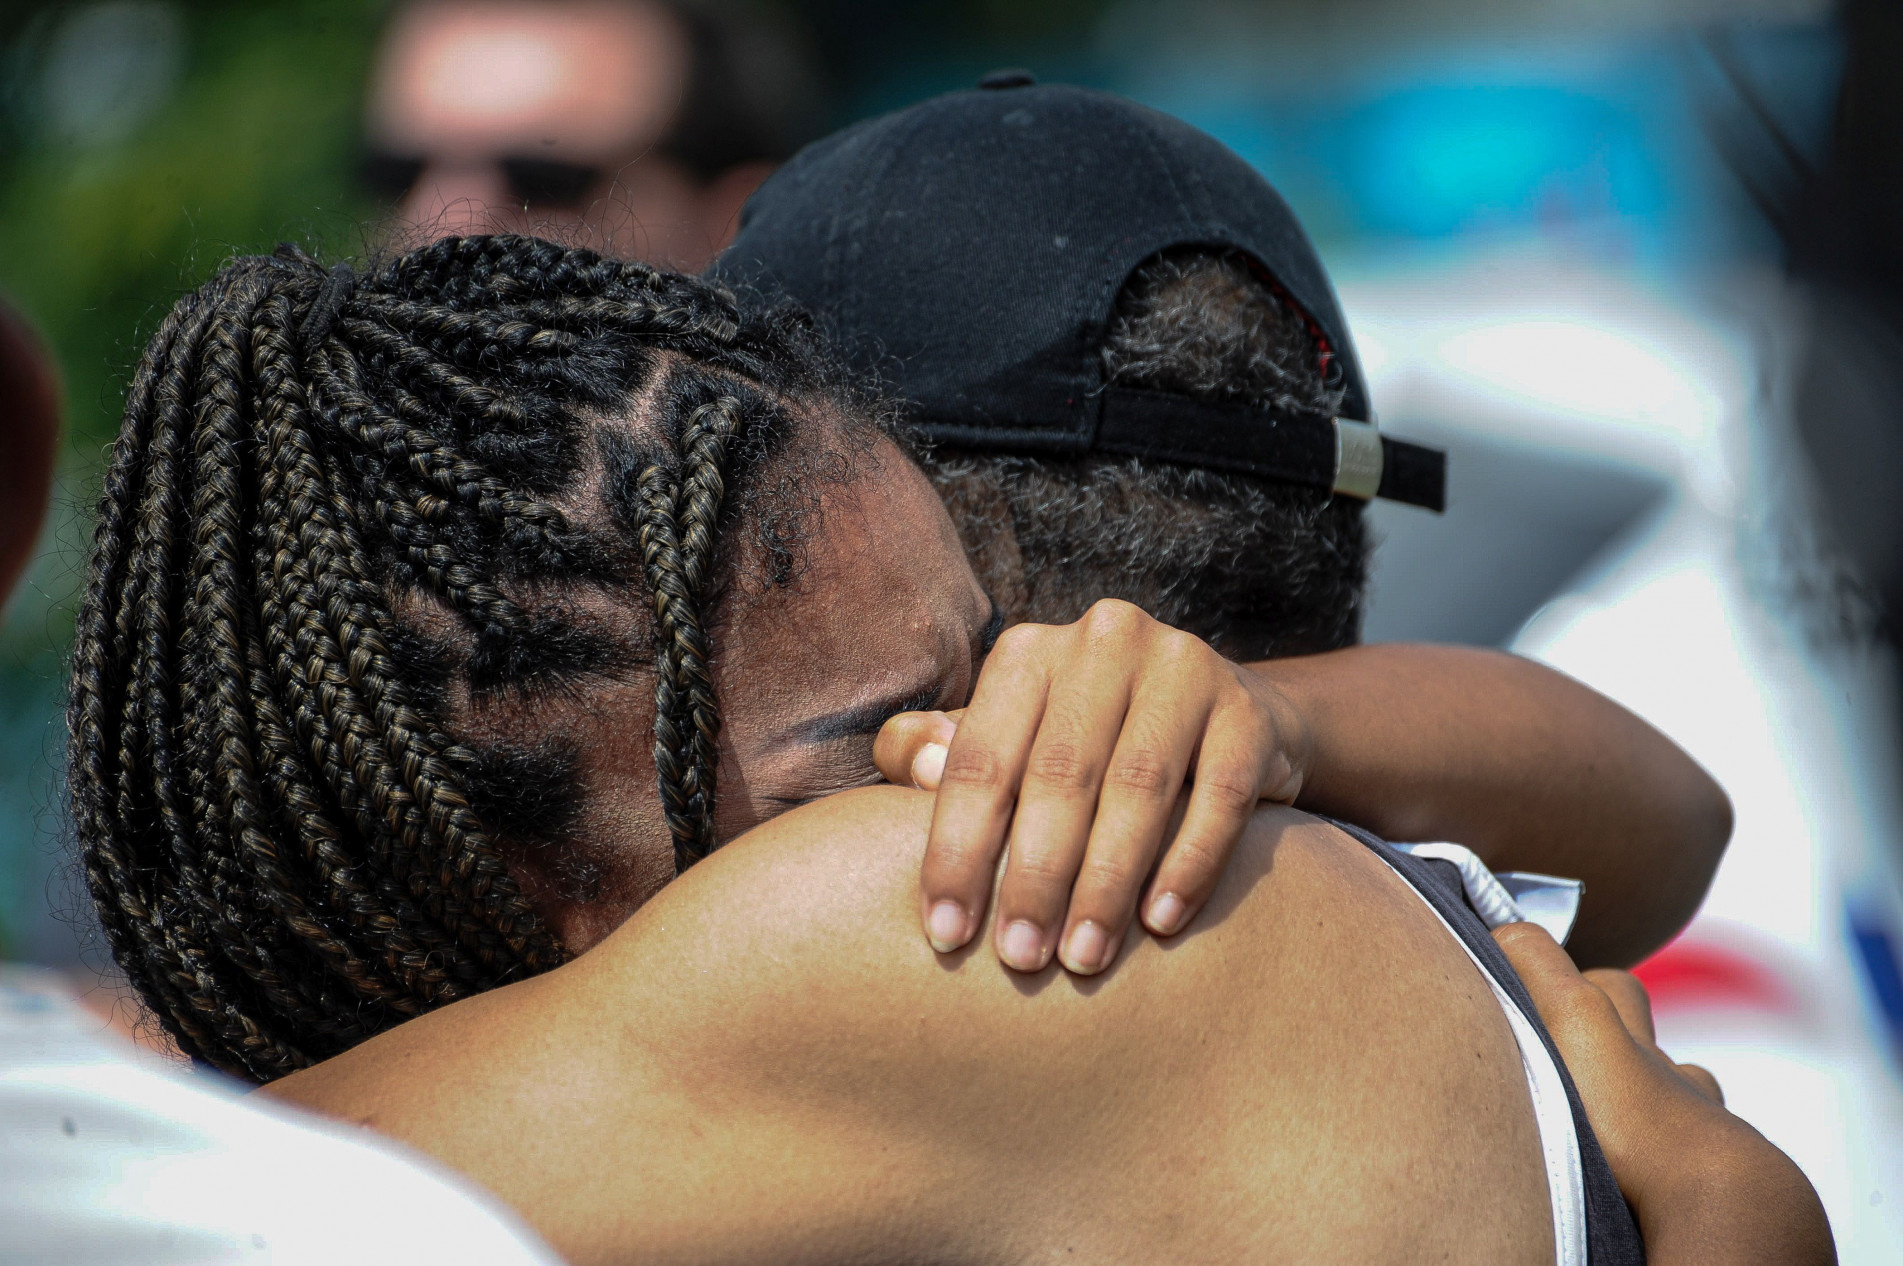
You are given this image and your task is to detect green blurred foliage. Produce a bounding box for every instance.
[1,0,385,457]
[0,0,388,957]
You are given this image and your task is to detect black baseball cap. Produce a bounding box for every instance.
[712,75,1445,511]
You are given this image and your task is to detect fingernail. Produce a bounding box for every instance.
[927,900,968,953]
[912,742,948,790]
[1149,893,1187,935]
[1063,920,1110,974]
[1000,920,1047,971]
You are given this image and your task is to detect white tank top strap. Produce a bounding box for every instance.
[1371,850,1589,1266]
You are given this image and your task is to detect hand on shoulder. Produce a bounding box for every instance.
[875,599,1309,976]
[1494,923,1835,1266]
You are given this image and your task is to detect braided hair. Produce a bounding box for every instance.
[70,234,865,1080]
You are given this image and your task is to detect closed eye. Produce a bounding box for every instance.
[762,685,947,810]
[790,684,946,746]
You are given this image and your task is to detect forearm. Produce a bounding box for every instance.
[1251,643,1732,966]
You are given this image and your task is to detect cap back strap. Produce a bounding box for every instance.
[1094,387,1446,512]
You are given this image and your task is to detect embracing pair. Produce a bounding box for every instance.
[76,84,1828,1263]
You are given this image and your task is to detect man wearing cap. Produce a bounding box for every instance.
[710,77,1726,978]
[717,70,1440,514]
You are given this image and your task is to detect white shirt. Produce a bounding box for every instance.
[0,966,560,1266]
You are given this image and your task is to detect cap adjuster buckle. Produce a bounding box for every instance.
[1332,419,1384,501]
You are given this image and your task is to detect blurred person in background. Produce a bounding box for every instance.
[363,0,817,270]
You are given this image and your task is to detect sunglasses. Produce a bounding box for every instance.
[361,150,605,207]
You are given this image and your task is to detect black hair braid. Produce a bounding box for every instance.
[80,274,322,1075]
[635,398,740,870]
[73,290,235,1064]
[72,234,805,1080]
[249,289,522,991]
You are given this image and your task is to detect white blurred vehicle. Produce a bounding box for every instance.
[1345,249,1903,1261]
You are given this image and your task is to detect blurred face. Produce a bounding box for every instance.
[366,0,766,270]
[504,437,996,952]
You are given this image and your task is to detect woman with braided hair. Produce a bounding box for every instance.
[74,229,1738,1062]
[75,228,1482,1083]
[72,232,996,1079]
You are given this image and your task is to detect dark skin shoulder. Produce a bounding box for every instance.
[269,786,1554,1266]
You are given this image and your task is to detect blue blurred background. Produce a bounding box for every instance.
[2,0,1899,1255]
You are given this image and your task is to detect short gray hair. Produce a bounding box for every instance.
[921,248,1369,659]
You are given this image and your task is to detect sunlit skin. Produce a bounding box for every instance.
[366,0,768,270]
[876,630,1734,975]
[263,410,1559,1262]
[1493,924,1833,1266]
[269,790,1557,1266]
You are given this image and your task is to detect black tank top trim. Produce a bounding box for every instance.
[1325,818,1647,1266]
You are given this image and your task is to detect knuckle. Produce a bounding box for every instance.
[1026,742,1097,794]
[1106,748,1173,798]
[1164,834,1227,880]
[1076,854,1139,896]
[922,838,990,875]
[1007,848,1079,887]
[1082,598,1146,642]
[1585,968,1647,1009]
[1196,769,1260,816]
[1545,982,1617,1036]
[1156,627,1207,672]
[989,623,1043,662]
[939,745,1005,791]
[1086,597,1144,624]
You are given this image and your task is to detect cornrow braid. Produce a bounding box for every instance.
[635,398,741,869]
[72,234,850,1080]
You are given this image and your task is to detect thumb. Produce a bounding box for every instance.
[874,709,962,789]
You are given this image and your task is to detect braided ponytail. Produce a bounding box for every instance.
[72,235,850,1079]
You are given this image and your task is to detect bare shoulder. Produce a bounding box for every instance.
[593,786,1388,1047]
[601,787,1555,1262]
[626,787,1495,1062]
[271,790,1555,1265]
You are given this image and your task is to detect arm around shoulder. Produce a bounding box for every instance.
[1256,643,1733,966]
